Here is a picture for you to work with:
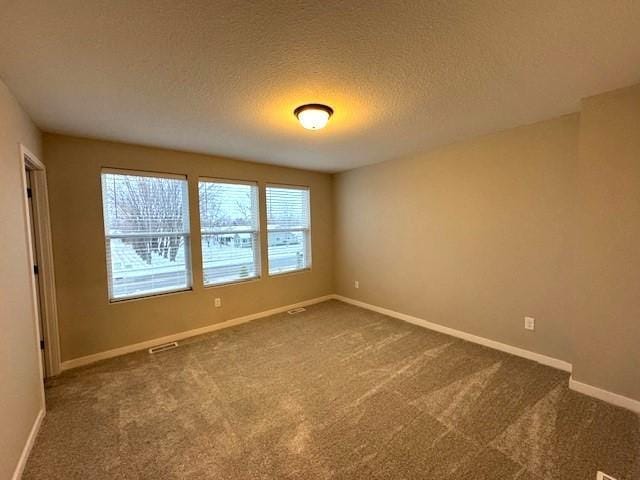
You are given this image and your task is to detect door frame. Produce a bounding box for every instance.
[19,144,61,377]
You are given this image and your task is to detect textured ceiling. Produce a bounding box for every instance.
[1,1,639,172]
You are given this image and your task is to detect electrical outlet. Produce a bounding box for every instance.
[214,298,221,308]
[354,280,359,289]
[524,316,535,331]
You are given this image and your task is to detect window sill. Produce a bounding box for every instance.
[109,287,192,304]
[268,267,311,278]
[203,276,261,289]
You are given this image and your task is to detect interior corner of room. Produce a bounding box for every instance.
[1,3,640,479]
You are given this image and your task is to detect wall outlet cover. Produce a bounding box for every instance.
[524,316,535,331]
[214,298,221,308]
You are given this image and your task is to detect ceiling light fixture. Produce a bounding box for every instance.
[294,104,334,130]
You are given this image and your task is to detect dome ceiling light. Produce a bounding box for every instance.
[294,104,334,130]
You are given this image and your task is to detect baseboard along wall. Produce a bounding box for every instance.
[334,295,640,414]
[58,293,640,414]
[332,295,572,372]
[11,408,45,480]
[60,295,334,371]
[568,376,640,414]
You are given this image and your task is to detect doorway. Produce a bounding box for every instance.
[20,145,61,378]
[25,167,47,376]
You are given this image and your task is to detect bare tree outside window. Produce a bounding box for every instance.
[101,171,191,300]
[198,179,260,286]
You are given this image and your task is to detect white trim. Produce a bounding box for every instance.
[266,184,312,275]
[597,472,618,480]
[199,176,259,187]
[202,229,257,235]
[333,295,640,413]
[569,376,640,414]
[18,145,50,394]
[332,295,572,372]
[101,169,193,302]
[11,408,45,480]
[101,167,186,180]
[106,231,191,239]
[21,145,62,377]
[61,295,333,370]
[265,182,310,191]
[58,293,640,415]
[20,144,45,170]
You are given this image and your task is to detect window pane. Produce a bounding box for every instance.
[102,172,189,235]
[266,186,310,230]
[101,171,191,300]
[268,231,309,275]
[202,233,259,285]
[107,236,190,299]
[266,186,311,274]
[199,180,260,285]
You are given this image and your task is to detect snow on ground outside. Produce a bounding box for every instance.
[109,239,305,278]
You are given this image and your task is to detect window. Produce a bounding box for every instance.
[199,179,260,286]
[101,170,191,301]
[266,185,311,275]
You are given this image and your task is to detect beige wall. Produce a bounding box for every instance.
[334,114,579,363]
[41,84,640,404]
[0,80,43,479]
[43,134,333,361]
[571,84,640,400]
[335,87,640,403]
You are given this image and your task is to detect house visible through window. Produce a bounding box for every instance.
[199,179,260,286]
[101,170,191,301]
[266,185,311,275]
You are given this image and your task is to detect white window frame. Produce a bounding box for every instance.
[101,168,192,302]
[266,184,312,276]
[198,177,261,287]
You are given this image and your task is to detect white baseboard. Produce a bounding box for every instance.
[569,376,640,414]
[61,295,333,371]
[11,408,45,480]
[332,295,572,372]
[58,292,640,415]
[333,295,640,414]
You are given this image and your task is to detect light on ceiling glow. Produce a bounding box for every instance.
[294,104,334,130]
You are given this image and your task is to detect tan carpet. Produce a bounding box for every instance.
[24,300,640,479]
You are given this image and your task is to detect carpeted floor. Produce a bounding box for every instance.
[25,300,640,479]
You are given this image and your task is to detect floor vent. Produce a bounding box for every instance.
[597,472,617,480]
[287,307,306,315]
[148,342,179,354]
